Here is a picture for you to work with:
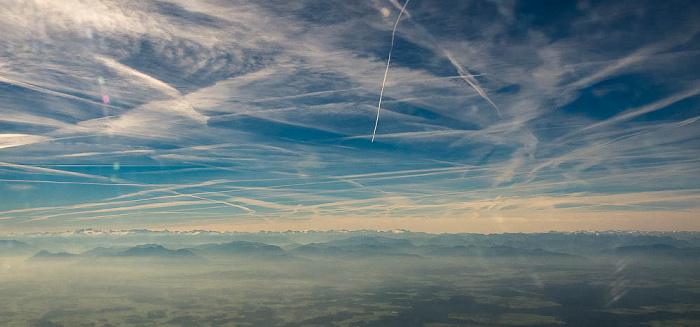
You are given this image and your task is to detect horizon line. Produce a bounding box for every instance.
[2,227,698,237]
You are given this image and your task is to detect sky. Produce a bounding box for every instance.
[0,0,699,233]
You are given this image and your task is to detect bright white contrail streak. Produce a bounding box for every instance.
[372,0,411,143]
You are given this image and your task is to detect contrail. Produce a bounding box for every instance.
[372,0,410,143]
[0,76,122,110]
[444,51,502,117]
[95,55,182,98]
[380,2,505,119]
[0,161,112,181]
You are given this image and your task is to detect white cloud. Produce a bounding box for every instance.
[0,133,51,149]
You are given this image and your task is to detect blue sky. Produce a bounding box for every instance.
[0,0,699,233]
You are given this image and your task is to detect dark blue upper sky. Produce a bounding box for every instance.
[0,0,698,232]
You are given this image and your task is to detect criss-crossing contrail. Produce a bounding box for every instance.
[372,0,410,143]
[444,51,502,118]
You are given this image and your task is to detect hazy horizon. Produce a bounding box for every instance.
[2,230,700,326]
[4,227,700,236]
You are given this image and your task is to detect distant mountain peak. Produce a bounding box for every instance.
[29,250,79,259]
[117,244,198,257]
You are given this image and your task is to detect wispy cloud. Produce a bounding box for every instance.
[576,85,700,134]
[1,0,698,232]
[0,133,51,150]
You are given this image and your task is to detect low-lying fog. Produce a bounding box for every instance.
[1,230,699,326]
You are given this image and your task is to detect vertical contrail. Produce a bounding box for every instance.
[372,0,411,143]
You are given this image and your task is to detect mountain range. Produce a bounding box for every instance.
[6,230,698,262]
